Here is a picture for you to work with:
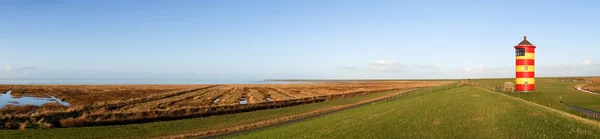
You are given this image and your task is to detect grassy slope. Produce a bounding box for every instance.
[0,89,412,139]
[472,78,600,112]
[230,86,600,139]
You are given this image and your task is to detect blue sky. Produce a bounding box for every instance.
[1,0,599,81]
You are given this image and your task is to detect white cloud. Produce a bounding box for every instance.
[1,65,55,77]
[374,60,394,65]
[582,59,594,66]
[464,64,486,72]
[368,65,389,71]
[367,60,398,72]
[335,60,447,79]
[336,66,358,70]
[4,65,12,72]
[3,65,21,72]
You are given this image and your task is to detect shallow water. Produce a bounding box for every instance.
[577,86,598,95]
[213,97,221,103]
[0,90,71,108]
[239,98,248,104]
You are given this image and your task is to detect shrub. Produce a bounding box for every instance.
[18,122,26,130]
[4,122,20,129]
[59,118,87,127]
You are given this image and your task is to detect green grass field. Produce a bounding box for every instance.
[0,88,417,139]
[229,86,600,139]
[472,78,600,112]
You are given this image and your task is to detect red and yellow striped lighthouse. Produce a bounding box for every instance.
[515,36,536,92]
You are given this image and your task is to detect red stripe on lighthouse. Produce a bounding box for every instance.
[516,59,535,65]
[516,84,535,91]
[516,72,535,78]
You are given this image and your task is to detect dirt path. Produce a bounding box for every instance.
[476,86,600,128]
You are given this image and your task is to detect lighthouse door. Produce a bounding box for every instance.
[524,81,529,87]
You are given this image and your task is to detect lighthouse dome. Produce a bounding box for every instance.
[516,36,535,47]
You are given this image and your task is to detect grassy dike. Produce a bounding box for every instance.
[229,86,600,139]
[472,78,600,113]
[0,85,454,139]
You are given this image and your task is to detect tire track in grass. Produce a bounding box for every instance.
[203,86,236,105]
[266,87,295,99]
[255,88,285,101]
[245,88,265,104]
[285,88,313,98]
[219,87,245,105]
[117,86,225,112]
[110,85,222,111]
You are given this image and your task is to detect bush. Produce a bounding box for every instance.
[18,123,26,130]
[59,118,87,127]
[4,122,20,129]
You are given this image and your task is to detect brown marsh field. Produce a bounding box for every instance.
[0,81,451,129]
[582,77,600,92]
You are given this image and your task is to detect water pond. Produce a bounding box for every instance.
[0,90,71,108]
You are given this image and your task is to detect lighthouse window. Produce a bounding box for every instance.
[524,66,528,70]
[516,48,525,56]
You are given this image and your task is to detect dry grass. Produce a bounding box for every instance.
[0,105,39,114]
[583,77,600,92]
[4,85,211,106]
[0,85,12,93]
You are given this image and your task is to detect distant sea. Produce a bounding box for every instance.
[0,78,306,85]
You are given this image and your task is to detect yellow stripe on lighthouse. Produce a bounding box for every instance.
[516,78,535,84]
[516,53,535,59]
[516,65,535,72]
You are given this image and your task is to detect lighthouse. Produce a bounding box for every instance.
[515,36,536,92]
